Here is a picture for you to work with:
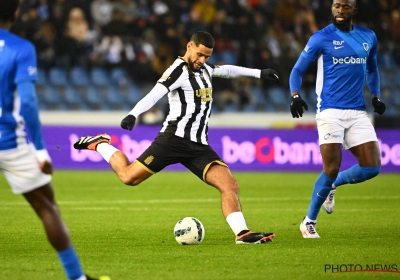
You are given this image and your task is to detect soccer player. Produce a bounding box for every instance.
[74,31,280,244]
[289,0,386,238]
[0,1,109,279]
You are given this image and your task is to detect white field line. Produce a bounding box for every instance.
[1,196,399,206]
[0,207,397,212]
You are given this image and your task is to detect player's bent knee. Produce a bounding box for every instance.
[120,175,142,186]
[233,180,240,193]
[225,180,240,194]
[362,166,381,180]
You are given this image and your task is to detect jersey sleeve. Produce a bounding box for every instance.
[128,83,168,117]
[15,41,37,83]
[289,33,323,93]
[157,61,186,92]
[300,32,324,62]
[211,65,260,78]
[289,55,314,93]
[365,32,380,96]
[17,81,46,151]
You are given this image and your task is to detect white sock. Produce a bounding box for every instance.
[303,216,317,224]
[74,275,86,280]
[226,212,248,235]
[96,143,119,163]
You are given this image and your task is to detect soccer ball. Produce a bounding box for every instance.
[173,217,205,245]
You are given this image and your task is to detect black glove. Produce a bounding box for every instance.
[121,114,136,131]
[372,97,386,115]
[260,69,280,82]
[290,94,308,118]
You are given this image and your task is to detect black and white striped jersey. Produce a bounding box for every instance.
[131,57,260,145]
[157,58,215,145]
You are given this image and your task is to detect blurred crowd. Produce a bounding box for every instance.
[10,0,400,116]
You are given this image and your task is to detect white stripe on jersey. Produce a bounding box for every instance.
[158,58,214,145]
[13,90,28,147]
[316,56,324,113]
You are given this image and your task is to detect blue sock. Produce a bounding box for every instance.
[307,171,335,220]
[333,165,381,187]
[57,247,84,280]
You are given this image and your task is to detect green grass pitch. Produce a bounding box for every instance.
[1,171,399,280]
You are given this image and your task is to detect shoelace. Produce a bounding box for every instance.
[327,192,335,202]
[306,224,316,234]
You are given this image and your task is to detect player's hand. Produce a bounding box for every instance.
[35,149,52,174]
[372,97,386,115]
[290,94,308,118]
[121,114,136,131]
[260,69,280,82]
[39,160,53,175]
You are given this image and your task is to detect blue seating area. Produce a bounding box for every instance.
[35,67,400,115]
[37,67,140,111]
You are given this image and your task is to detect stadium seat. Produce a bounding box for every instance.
[110,67,129,86]
[384,105,399,116]
[36,85,49,110]
[303,88,317,113]
[211,105,219,114]
[242,103,257,112]
[90,67,109,86]
[268,86,287,107]
[64,85,82,109]
[48,67,68,86]
[380,69,392,89]
[70,67,89,86]
[36,68,47,86]
[104,85,123,109]
[393,71,400,88]
[251,86,267,107]
[84,86,103,110]
[263,102,278,112]
[41,85,63,110]
[125,84,143,105]
[223,103,239,112]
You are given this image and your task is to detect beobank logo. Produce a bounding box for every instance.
[222,136,322,165]
[69,134,400,167]
[332,56,367,65]
[222,136,400,166]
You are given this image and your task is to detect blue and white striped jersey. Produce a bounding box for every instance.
[0,28,38,151]
[290,24,380,113]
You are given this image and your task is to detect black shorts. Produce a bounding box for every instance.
[136,132,228,181]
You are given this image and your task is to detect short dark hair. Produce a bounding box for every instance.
[190,31,214,49]
[0,0,19,22]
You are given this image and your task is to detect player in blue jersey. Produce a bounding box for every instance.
[289,0,386,238]
[0,1,109,279]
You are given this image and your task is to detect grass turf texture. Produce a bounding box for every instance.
[0,171,399,280]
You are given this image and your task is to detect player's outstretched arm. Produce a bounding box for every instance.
[212,65,279,82]
[121,115,136,131]
[260,69,280,82]
[120,83,168,131]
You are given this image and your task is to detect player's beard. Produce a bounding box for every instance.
[333,15,353,31]
[188,58,201,72]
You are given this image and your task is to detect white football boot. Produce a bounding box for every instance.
[300,219,320,238]
[323,189,336,214]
